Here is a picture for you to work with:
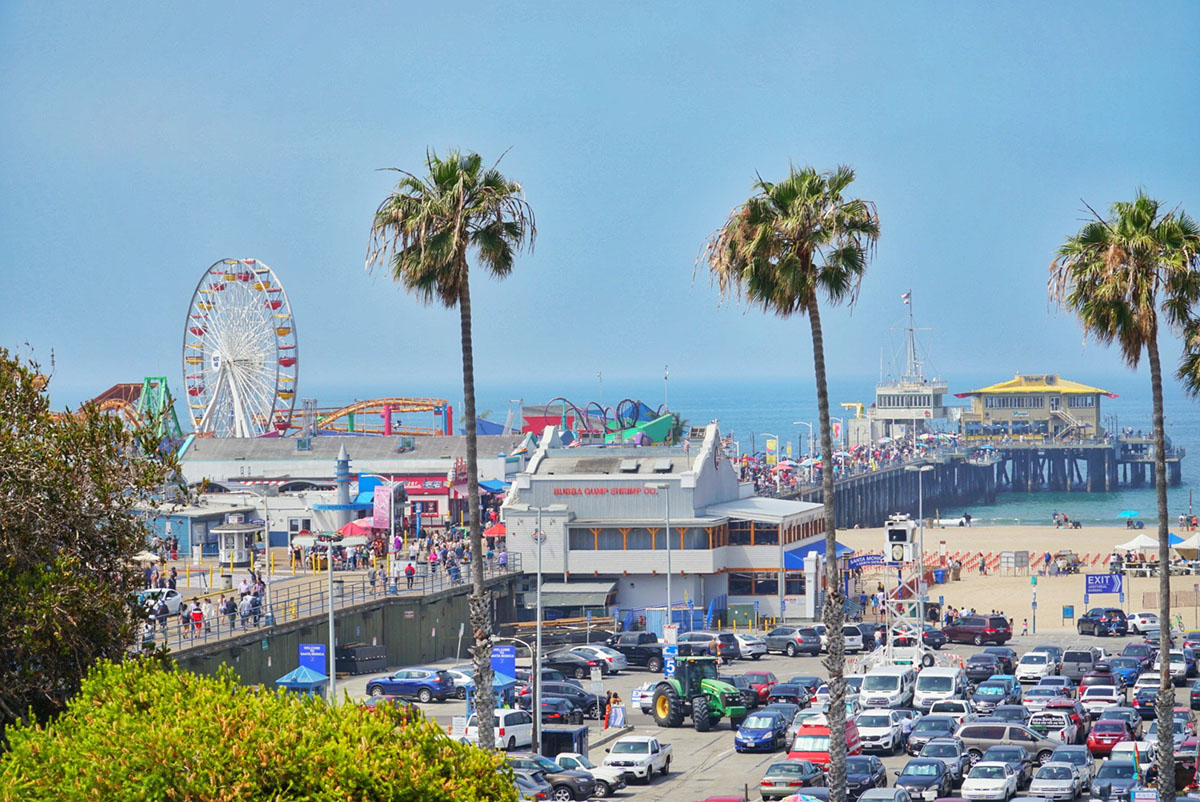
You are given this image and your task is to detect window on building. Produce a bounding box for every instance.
[1067,395,1096,408]
[569,530,596,550]
[598,529,623,550]
[785,572,806,594]
[288,517,312,534]
[752,522,779,545]
[728,520,753,546]
[683,529,707,549]
[754,574,778,595]
[728,572,754,595]
[626,528,652,550]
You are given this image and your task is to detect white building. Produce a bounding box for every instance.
[502,424,835,624]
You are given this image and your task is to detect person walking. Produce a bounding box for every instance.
[368,565,378,591]
[190,600,203,634]
[154,599,169,632]
[404,562,415,590]
[238,594,252,629]
[201,598,215,633]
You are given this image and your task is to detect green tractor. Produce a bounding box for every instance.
[650,656,746,732]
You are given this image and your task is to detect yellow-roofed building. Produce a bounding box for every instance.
[955,373,1115,439]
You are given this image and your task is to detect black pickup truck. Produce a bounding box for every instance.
[606,632,665,672]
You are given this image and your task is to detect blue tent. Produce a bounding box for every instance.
[275,665,329,698]
[478,479,509,494]
[1170,532,1185,546]
[784,540,855,569]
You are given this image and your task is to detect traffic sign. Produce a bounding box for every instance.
[662,644,677,677]
[1085,574,1123,595]
[1083,594,1090,605]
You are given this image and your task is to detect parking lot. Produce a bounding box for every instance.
[341,627,1193,802]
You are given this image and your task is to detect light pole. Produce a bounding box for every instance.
[527,504,567,750]
[663,365,670,411]
[359,473,400,577]
[645,482,671,631]
[792,421,813,458]
[905,463,934,632]
[319,531,344,703]
[760,432,780,463]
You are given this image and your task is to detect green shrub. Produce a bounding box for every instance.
[0,659,515,802]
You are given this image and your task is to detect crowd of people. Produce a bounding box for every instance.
[743,438,948,497]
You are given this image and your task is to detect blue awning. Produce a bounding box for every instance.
[479,479,509,493]
[354,491,374,505]
[784,539,854,569]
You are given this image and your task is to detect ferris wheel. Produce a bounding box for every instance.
[182,258,298,437]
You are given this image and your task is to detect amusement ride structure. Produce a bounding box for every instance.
[78,376,184,441]
[182,259,298,437]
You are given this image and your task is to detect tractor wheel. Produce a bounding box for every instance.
[651,685,685,728]
[692,696,712,732]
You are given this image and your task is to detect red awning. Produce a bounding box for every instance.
[484,523,506,537]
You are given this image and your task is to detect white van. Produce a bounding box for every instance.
[859,666,916,709]
[464,709,534,751]
[913,666,968,712]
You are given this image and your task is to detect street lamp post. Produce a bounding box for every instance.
[905,463,935,631]
[527,504,567,750]
[359,474,400,580]
[645,482,671,631]
[792,421,813,458]
[760,432,780,462]
[319,531,344,703]
[664,365,670,411]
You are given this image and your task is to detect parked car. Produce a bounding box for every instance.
[514,771,553,802]
[788,675,824,696]
[1097,706,1144,739]
[928,699,975,725]
[1191,678,1200,710]
[768,683,810,707]
[1031,645,1065,674]
[676,631,740,662]
[1089,761,1141,802]
[1015,652,1055,684]
[919,737,971,783]
[1037,676,1076,699]
[1023,686,1067,713]
[1086,719,1133,756]
[359,694,420,723]
[465,708,535,751]
[764,626,821,657]
[1027,761,1084,801]
[1049,745,1096,791]
[907,715,960,755]
[720,674,762,710]
[734,633,767,660]
[744,671,779,701]
[365,667,453,703]
[955,722,1062,766]
[1080,687,1125,718]
[990,706,1031,726]
[971,681,1020,714]
[606,632,665,672]
[893,759,953,799]
[1028,710,1078,745]
[966,655,1005,683]
[943,614,1012,646]
[982,745,1034,789]
[1105,657,1142,688]
[759,759,827,800]
[569,644,627,673]
[763,703,802,730]
[553,752,627,798]
[507,752,596,801]
[1044,698,1090,741]
[631,680,658,714]
[543,649,604,679]
[843,755,888,800]
[983,647,1018,675]
[1061,647,1102,682]
[734,711,789,752]
[1128,612,1159,634]
[857,708,906,755]
[1153,650,1189,686]
[960,761,1020,801]
[1077,608,1129,637]
[1144,718,1189,754]
[537,681,602,719]
[821,625,866,654]
[517,696,585,725]
[858,791,912,802]
[601,735,672,783]
[1131,687,1158,718]
[1121,642,1155,669]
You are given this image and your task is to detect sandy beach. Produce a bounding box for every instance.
[838,524,1200,634]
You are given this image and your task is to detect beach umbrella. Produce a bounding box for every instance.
[1169,532,1185,546]
[132,550,160,564]
[878,436,891,443]
[337,519,373,537]
[1117,510,1140,518]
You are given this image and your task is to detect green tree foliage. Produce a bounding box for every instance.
[0,659,515,801]
[0,349,178,735]
[702,164,879,802]
[1050,192,1200,802]
[366,150,535,748]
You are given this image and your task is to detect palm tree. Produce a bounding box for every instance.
[703,164,879,802]
[1050,193,1200,802]
[367,149,535,749]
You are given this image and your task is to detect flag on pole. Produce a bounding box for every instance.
[901,291,911,305]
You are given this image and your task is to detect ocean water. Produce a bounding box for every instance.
[307,372,1200,528]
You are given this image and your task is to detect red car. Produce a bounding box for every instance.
[743,671,778,701]
[1087,719,1133,756]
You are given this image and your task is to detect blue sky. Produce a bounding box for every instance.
[3,2,1199,411]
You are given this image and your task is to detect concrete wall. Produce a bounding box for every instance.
[173,576,520,686]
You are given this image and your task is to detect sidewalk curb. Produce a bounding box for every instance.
[590,723,634,749]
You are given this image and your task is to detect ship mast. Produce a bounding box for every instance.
[903,290,921,381]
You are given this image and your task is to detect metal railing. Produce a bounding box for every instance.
[137,554,522,653]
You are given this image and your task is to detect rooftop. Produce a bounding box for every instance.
[956,373,1116,398]
[705,496,823,523]
[182,434,527,463]
[535,446,695,476]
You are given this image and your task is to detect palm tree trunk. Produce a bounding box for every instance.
[1149,333,1175,802]
[808,295,846,802]
[459,267,494,750]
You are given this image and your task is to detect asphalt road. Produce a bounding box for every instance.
[340,629,1193,802]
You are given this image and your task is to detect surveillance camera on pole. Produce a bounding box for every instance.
[885,513,917,564]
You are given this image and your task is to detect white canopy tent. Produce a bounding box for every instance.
[1115,534,1160,550]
